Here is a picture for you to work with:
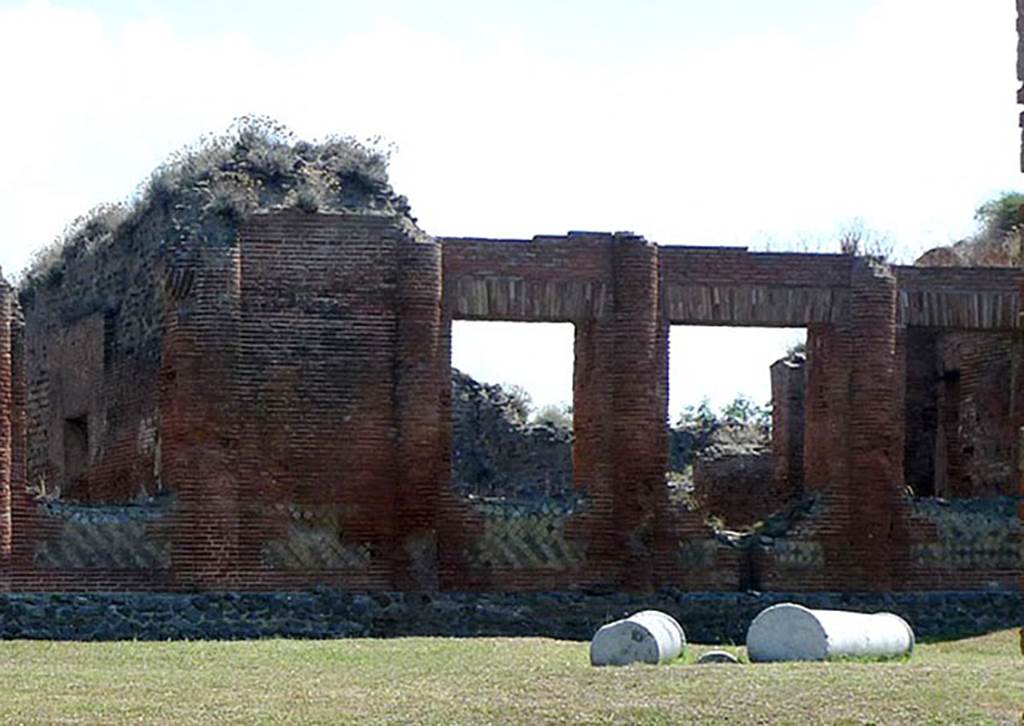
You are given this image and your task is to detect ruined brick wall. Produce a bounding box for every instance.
[902,497,1021,590]
[8,209,178,589]
[438,233,646,591]
[940,333,1016,497]
[20,215,170,505]
[894,268,1024,590]
[235,213,402,588]
[692,452,774,528]
[9,212,442,591]
[753,260,906,592]
[658,250,852,592]
[158,212,442,591]
[450,370,573,500]
[442,246,1024,595]
[903,330,1017,499]
[681,421,779,531]
[5,213,1023,594]
[897,265,1023,501]
[720,259,1024,593]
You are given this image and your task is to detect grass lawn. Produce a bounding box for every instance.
[0,630,1020,724]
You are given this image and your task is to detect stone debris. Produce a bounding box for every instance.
[451,368,573,502]
[696,650,741,664]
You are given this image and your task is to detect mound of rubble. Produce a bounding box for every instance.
[451,369,574,501]
[21,116,411,294]
[451,367,776,521]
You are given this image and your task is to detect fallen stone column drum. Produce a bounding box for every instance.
[590,610,685,666]
[746,603,915,662]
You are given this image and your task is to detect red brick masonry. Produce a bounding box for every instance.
[3,212,1022,593]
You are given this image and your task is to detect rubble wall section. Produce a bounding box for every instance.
[0,590,1016,643]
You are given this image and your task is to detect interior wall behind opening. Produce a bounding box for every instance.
[449,320,575,502]
[666,325,806,529]
[903,328,1016,499]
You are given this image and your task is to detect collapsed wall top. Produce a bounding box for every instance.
[20,117,416,294]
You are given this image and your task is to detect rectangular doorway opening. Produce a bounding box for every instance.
[63,414,90,491]
[450,320,575,502]
[666,325,806,530]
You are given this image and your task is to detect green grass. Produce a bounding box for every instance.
[0,630,1020,724]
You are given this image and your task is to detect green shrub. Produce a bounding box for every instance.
[974,191,1024,239]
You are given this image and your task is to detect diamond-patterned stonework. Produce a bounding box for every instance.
[911,498,1022,570]
[466,499,585,570]
[771,540,824,569]
[33,497,172,570]
[261,506,371,570]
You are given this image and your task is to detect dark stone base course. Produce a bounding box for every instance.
[0,591,1019,644]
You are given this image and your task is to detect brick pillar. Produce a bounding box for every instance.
[9,302,37,576]
[570,316,617,584]
[393,232,443,590]
[803,260,903,591]
[651,314,677,586]
[6,305,25,577]
[803,323,848,493]
[0,277,11,568]
[162,248,242,589]
[846,258,902,590]
[893,326,907,485]
[610,234,663,590]
[770,356,806,494]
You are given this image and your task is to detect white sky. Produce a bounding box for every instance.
[1,0,1020,415]
[453,321,804,418]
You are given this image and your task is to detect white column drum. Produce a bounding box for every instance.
[590,610,686,666]
[746,603,915,662]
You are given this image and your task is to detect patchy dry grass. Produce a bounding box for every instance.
[0,630,1020,723]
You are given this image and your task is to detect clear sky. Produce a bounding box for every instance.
[1,0,1020,416]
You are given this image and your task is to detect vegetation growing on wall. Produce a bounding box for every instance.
[837,218,895,262]
[20,116,410,292]
[916,191,1024,267]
